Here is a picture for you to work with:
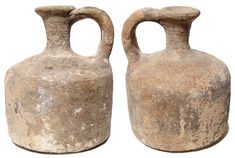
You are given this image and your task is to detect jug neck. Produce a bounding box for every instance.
[35,6,75,52]
[43,16,72,50]
[158,6,200,51]
[163,21,191,50]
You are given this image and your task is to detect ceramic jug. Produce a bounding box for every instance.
[5,6,114,153]
[122,6,230,152]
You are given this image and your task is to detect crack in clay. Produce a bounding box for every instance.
[14,101,21,113]
[179,107,186,137]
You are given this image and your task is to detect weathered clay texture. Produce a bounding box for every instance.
[5,6,114,153]
[122,6,230,152]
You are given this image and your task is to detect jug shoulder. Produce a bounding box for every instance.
[5,53,112,87]
[127,50,230,92]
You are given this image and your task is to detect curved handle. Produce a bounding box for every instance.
[122,8,162,63]
[70,7,114,60]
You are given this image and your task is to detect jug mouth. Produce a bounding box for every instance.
[35,5,75,16]
[160,6,200,21]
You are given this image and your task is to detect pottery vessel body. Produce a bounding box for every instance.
[5,6,114,153]
[122,6,230,152]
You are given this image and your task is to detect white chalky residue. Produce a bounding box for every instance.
[84,140,94,148]
[103,103,107,111]
[42,76,53,83]
[75,142,82,148]
[61,80,68,85]
[42,118,51,130]
[81,123,86,131]
[92,137,100,144]
[70,135,75,141]
[74,107,82,114]
[34,129,65,152]
[172,53,180,61]
[36,104,41,112]
[76,70,81,75]
[83,138,101,149]
[104,59,109,63]
[66,144,72,148]
[36,87,53,112]
[140,138,147,144]
[90,58,96,63]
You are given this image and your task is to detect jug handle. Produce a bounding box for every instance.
[70,7,114,60]
[122,8,161,63]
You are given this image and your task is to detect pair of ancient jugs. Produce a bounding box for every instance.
[5,5,230,153]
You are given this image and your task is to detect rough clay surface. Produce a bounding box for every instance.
[5,6,114,153]
[122,6,230,152]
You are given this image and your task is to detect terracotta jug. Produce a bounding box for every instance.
[5,6,114,153]
[122,6,230,152]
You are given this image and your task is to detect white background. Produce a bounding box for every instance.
[0,0,234,157]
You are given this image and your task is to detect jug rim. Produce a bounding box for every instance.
[35,5,75,16]
[160,6,200,21]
